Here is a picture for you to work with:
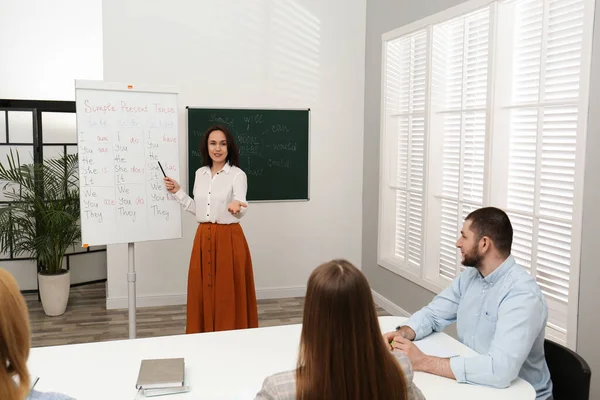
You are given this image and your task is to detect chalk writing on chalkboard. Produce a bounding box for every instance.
[187,108,309,201]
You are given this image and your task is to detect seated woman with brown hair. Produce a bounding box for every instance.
[0,269,73,400]
[255,259,425,400]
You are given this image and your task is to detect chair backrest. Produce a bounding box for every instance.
[544,339,591,400]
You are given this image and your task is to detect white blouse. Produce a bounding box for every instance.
[174,163,248,224]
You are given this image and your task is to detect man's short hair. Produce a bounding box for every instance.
[465,207,513,255]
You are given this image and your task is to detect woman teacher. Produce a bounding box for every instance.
[164,124,258,333]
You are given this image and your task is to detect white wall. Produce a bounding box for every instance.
[0,0,103,101]
[0,0,106,289]
[577,0,600,396]
[102,0,367,308]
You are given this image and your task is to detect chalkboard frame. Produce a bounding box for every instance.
[185,106,311,203]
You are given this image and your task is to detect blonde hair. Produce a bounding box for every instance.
[0,269,31,400]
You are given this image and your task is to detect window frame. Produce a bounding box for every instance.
[377,0,595,350]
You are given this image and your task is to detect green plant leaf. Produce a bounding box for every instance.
[0,150,81,274]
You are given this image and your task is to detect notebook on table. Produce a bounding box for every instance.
[136,358,185,390]
[141,385,191,397]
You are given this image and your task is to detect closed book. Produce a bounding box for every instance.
[135,358,185,390]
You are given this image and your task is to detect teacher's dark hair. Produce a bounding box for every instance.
[296,260,408,400]
[200,124,240,168]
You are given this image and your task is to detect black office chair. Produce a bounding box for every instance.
[544,339,591,400]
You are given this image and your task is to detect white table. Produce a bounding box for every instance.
[28,316,535,399]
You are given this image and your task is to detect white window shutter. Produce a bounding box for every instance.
[384,31,427,267]
[408,115,426,265]
[505,0,586,344]
[432,7,490,280]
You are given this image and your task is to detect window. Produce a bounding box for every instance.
[430,8,490,281]
[0,102,107,265]
[378,0,595,348]
[380,30,427,274]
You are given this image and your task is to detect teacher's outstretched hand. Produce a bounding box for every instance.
[227,200,247,215]
[163,177,181,194]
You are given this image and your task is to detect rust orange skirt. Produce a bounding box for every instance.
[186,222,258,333]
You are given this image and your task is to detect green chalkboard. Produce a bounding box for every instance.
[187,108,310,201]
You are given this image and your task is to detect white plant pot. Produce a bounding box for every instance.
[38,270,70,316]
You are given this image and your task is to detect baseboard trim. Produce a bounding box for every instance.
[256,285,306,300]
[372,290,411,317]
[106,286,307,309]
[106,294,187,310]
[21,278,108,295]
[106,288,409,313]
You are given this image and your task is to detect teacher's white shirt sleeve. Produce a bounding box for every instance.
[173,174,197,216]
[232,170,248,219]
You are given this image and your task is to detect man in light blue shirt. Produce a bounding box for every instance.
[384,207,553,399]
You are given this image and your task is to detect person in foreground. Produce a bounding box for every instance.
[384,207,552,399]
[0,269,73,400]
[164,124,258,333]
[255,259,425,400]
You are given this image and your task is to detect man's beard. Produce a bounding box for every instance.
[461,247,483,269]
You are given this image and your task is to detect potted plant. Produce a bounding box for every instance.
[0,150,81,316]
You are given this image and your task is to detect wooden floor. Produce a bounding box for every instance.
[26,282,390,348]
